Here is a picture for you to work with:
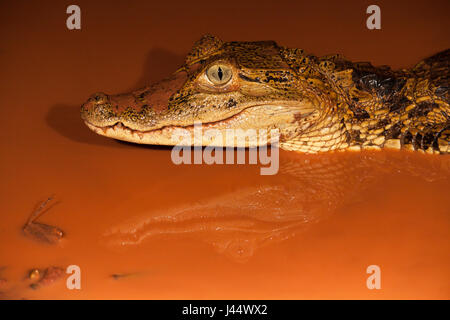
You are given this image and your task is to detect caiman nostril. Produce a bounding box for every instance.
[90,92,108,104]
[81,92,114,122]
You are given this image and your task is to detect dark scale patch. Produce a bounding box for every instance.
[412,133,422,150]
[351,62,399,95]
[376,78,396,97]
[227,98,237,108]
[423,48,450,65]
[348,130,364,144]
[389,96,410,113]
[356,73,406,106]
[435,85,449,97]
[358,74,382,92]
[380,78,406,102]
[435,126,449,149]
[421,131,437,150]
[440,128,450,141]
[263,71,290,83]
[371,118,389,130]
[343,126,353,144]
[239,74,261,83]
[352,71,374,88]
[432,136,441,151]
[385,122,402,139]
[401,131,413,146]
[408,102,436,118]
[351,107,370,120]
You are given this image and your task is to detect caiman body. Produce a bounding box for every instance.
[81,35,450,154]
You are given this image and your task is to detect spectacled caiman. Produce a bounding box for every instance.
[81,35,450,154]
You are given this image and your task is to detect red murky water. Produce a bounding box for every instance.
[0,0,449,299]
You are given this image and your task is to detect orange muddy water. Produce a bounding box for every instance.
[0,0,449,299]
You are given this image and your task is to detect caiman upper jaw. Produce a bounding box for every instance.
[80,72,188,131]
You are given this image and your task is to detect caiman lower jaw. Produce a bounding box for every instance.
[85,120,195,146]
[84,103,312,147]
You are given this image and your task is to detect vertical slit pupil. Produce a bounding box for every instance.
[217,66,223,80]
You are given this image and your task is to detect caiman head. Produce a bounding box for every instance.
[81,34,349,152]
[81,34,450,153]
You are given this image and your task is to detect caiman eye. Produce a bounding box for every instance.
[206,64,232,85]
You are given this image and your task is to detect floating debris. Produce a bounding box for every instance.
[29,266,64,289]
[28,268,41,281]
[110,272,142,280]
[23,196,64,244]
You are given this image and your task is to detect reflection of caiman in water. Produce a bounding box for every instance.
[102,151,449,263]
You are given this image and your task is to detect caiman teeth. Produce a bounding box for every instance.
[112,122,145,139]
[87,103,284,134]
[96,121,139,133]
[86,120,149,140]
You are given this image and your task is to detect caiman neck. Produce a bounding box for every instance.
[280,48,449,154]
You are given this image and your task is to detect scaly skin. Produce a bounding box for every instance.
[81,35,450,154]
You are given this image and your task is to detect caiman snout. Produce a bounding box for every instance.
[81,72,187,131]
[80,92,119,127]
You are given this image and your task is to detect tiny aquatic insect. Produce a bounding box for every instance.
[22,196,64,244]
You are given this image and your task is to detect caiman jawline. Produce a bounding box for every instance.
[84,103,305,146]
[84,105,251,140]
